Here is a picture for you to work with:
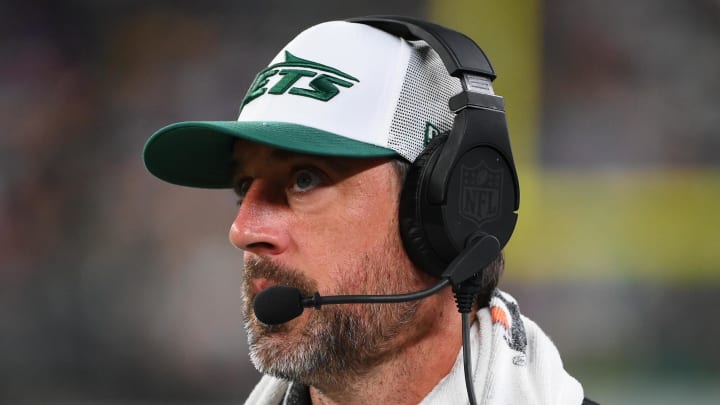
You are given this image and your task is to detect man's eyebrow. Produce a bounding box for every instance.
[231,148,356,175]
[231,149,300,173]
[270,148,298,161]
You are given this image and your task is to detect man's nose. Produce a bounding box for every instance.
[229,180,289,256]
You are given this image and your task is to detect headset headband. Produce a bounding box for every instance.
[348,15,519,211]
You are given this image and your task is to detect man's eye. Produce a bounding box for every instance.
[292,169,323,192]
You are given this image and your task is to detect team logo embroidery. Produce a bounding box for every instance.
[241,51,359,108]
[424,122,440,146]
[460,162,503,226]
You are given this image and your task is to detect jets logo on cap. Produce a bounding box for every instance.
[241,51,359,108]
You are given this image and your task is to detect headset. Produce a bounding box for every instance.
[347,16,520,282]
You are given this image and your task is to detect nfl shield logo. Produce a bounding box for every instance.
[460,162,503,226]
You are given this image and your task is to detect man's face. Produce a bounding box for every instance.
[228,140,432,387]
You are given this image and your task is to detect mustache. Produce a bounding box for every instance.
[243,257,318,297]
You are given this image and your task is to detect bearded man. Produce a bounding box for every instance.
[144,16,594,405]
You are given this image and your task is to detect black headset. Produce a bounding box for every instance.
[348,16,520,282]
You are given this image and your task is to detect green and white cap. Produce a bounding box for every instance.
[143,20,462,188]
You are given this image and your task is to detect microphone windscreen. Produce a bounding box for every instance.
[253,285,304,325]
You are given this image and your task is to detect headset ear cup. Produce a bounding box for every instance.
[399,134,450,278]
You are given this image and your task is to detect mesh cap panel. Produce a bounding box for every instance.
[387,41,462,162]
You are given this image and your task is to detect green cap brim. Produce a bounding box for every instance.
[143,121,398,188]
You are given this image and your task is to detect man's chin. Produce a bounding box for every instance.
[247,327,313,381]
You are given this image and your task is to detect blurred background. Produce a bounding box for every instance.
[1,0,718,403]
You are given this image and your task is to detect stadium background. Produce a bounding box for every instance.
[1,0,718,403]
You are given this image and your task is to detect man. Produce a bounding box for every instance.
[144,18,590,405]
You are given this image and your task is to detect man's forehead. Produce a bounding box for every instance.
[232,139,297,163]
[230,139,371,174]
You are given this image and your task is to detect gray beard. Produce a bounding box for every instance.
[242,258,419,388]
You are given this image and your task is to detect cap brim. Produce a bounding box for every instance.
[143,121,398,188]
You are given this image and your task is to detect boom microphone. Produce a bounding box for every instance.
[253,285,305,325]
[252,234,500,325]
[253,279,451,325]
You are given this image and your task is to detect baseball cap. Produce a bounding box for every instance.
[143,20,462,188]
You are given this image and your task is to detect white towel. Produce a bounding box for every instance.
[420,290,584,404]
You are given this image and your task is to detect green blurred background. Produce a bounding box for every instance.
[1,0,718,403]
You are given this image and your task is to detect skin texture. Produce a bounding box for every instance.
[229,140,464,405]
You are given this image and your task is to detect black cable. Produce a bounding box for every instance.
[453,272,482,405]
[462,312,478,405]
